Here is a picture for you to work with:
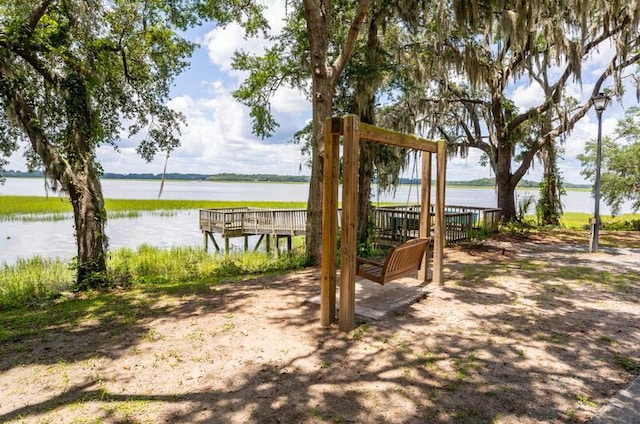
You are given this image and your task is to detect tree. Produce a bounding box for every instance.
[0,0,265,288]
[392,1,640,221]
[234,0,372,264]
[578,107,640,214]
[536,140,566,226]
[332,1,429,246]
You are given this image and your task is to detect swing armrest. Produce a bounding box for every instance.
[356,256,384,268]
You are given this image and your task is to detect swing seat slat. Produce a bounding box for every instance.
[356,238,429,285]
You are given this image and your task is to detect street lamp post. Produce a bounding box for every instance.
[589,92,610,253]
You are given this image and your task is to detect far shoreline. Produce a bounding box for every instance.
[2,175,591,190]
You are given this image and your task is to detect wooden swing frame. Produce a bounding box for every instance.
[321,115,447,331]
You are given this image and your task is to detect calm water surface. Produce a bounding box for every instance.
[0,178,634,266]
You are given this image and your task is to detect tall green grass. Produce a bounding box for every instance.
[0,246,308,310]
[561,212,640,229]
[0,257,75,309]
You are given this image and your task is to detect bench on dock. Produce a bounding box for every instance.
[356,238,429,285]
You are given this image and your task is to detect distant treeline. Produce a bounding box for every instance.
[397,177,589,189]
[207,173,310,183]
[2,170,310,183]
[3,170,589,188]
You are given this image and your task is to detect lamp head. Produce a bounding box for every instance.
[591,92,610,112]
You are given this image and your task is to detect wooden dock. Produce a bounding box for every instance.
[199,208,306,254]
[199,206,501,254]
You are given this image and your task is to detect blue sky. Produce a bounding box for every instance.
[6,2,638,184]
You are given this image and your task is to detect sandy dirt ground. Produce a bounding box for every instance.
[1,231,639,423]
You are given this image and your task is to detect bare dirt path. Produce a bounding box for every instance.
[1,232,638,423]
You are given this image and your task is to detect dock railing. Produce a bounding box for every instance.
[199,208,307,238]
[372,205,501,245]
[199,205,501,251]
[199,207,250,235]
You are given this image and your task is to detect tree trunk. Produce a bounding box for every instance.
[356,13,380,247]
[302,0,370,264]
[67,169,109,288]
[495,141,517,221]
[357,142,374,245]
[1,70,109,288]
[537,142,562,226]
[305,74,334,265]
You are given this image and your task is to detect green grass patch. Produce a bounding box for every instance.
[0,195,307,220]
[561,212,640,230]
[453,352,482,379]
[0,245,308,320]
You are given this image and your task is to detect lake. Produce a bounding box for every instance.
[0,178,634,266]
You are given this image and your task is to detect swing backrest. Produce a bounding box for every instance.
[356,238,429,284]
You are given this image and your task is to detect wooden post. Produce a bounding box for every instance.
[418,152,432,282]
[224,237,230,256]
[339,115,360,332]
[208,233,221,252]
[321,117,341,327]
[433,140,447,284]
[244,235,248,252]
[253,234,265,251]
[203,232,208,253]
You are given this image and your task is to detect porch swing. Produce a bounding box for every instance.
[357,153,429,285]
[355,237,429,284]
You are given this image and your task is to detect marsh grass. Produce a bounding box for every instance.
[0,196,306,222]
[0,196,306,218]
[0,245,307,313]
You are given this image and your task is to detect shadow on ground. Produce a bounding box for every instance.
[0,235,638,423]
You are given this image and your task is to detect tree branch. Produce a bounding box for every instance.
[0,60,69,183]
[508,20,634,132]
[12,48,61,86]
[27,0,54,33]
[331,0,372,84]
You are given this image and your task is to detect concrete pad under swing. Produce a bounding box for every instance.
[309,274,429,320]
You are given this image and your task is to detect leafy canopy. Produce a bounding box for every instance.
[578,107,640,214]
[0,0,267,180]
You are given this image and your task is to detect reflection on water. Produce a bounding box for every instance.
[0,178,636,266]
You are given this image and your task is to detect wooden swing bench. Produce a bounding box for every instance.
[356,238,429,285]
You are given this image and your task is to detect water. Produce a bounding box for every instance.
[0,178,636,266]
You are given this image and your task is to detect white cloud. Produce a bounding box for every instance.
[271,85,310,114]
[512,82,544,110]
[202,24,251,73]
[202,0,288,74]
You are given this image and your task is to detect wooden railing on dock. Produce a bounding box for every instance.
[372,205,501,246]
[199,208,307,237]
[199,205,501,253]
